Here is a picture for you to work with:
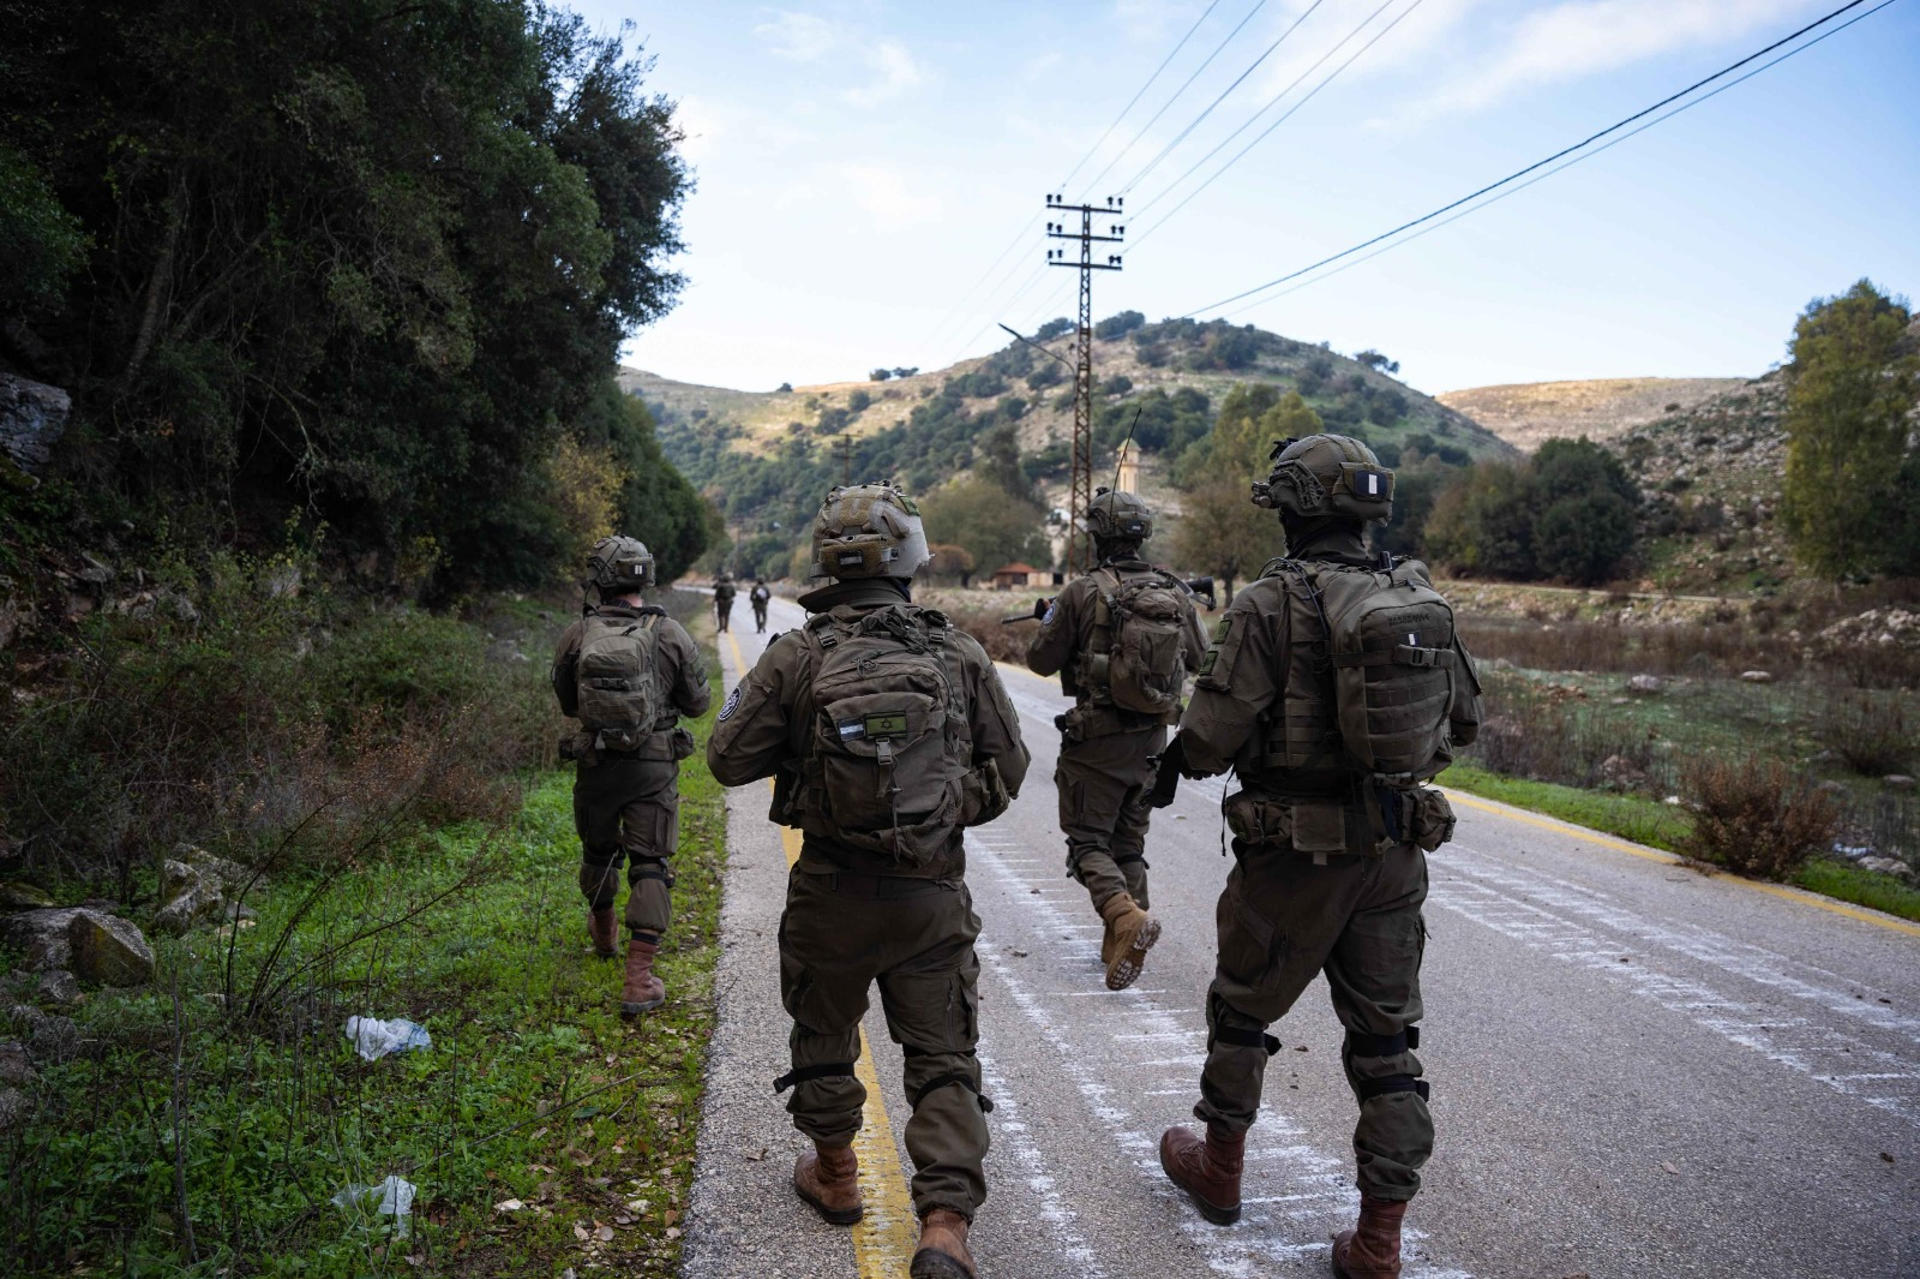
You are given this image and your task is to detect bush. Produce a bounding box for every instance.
[1680,756,1837,879]
[1813,693,1915,775]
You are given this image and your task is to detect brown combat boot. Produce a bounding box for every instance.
[586,907,619,958]
[910,1208,976,1279]
[620,936,666,1017]
[1099,893,1160,991]
[792,1140,862,1225]
[1160,1123,1244,1225]
[1332,1195,1407,1278]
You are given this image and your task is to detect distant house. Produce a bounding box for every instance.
[991,562,1039,589]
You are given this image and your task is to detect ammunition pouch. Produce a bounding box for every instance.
[669,725,696,761]
[1224,791,1350,859]
[959,757,1012,828]
[1408,787,1455,852]
[558,730,595,763]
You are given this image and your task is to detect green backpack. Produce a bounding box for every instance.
[1300,560,1468,784]
[789,605,973,866]
[575,611,666,752]
[1082,567,1192,722]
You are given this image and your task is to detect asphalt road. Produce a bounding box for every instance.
[685,593,1920,1279]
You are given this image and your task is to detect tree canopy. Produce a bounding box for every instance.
[1,0,702,588]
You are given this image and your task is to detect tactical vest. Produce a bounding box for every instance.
[785,604,975,867]
[575,609,667,752]
[1076,566,1191,724]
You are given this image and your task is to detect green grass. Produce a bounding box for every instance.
[1442,759,1920,924]
[3,670,727,1277]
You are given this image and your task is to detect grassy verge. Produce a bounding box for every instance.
[3,666,727,1277]
[1442,759,1920,925]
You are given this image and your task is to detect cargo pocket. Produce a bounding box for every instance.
[1409,789,1456,852]
[1216,882,1280,989]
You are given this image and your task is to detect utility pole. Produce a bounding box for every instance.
[1045,194,1124,574]
[839,431,853,485]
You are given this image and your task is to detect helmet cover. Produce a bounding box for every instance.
[808,482,932,581]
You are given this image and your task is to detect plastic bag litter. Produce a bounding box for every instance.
[345,1015,432,1061]
[331,1174,417,1236]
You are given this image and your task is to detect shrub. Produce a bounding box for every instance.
[1812,693,1915,775]
[1680,756,1837,879]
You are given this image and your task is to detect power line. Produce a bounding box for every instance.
[1119,0,1329,193]
[1083,0,1274,194]
[1129,0,1416,232]
[1213,0,1903,320]
[917,1,1232,359]
[1057,0,1227,193]
[1183,0,1883,318]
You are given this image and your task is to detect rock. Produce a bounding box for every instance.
[23,1010,79,1063]
[1628,675,1665,695]
[1859,856,1910,878]
[154,859,228,935]
[35,970,80,1006]
[0,372,72,474]
[74,554,113,587]
[1816,780,1848,797]
[0,881,55,911]
[1599,755,1649,790]
[1739,670,1773,684]
[0,1039,31,1085]
[1885,775,1916,792]
[174,845,253,891]
[67,910,155,986]
[0,1087,27,1135]
[3,908,154,986]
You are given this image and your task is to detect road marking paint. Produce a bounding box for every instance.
[1443,788,1920,940]
[974,1047,1108,1276]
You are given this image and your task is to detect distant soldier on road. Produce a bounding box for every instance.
[750,576,772,633]
[713,571,737,633]
[708,482,1029,1279]
[551,536,712,1017]
[1151,436,1481,1278]
[1025,487,1206,990]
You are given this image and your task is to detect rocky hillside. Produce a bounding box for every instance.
[1436,377,1744,453]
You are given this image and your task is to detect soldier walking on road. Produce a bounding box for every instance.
[750,576,772,633]
[713,571,737,633]
[1150,437,1480,1278]
[551,536,713,1018]
[1026,488,1206,991]
[708,483,1030,1279]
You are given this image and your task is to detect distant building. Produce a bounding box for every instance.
[992,562,1040,589]
[1116,440,1141,495]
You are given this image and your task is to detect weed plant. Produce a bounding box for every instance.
[1679,755,1838,880]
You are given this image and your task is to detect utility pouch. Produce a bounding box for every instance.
[1224,792,1289,846]
[1409,788,1456,852]
[670,725,696,761]
[1055,705,1084,744]
[1289,799,1349,858]
[558,730,595,763]
[960,758,1012,828]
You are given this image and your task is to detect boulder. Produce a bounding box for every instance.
[1,907,154,987]
[1599,755,1649,791]
[1885,775,1916,793]
[0,1039,31,1085]
[35,970,80,1007]
[0,372,71,474]
[0,1087,27,1135]
[154,859,226,936]
[1739,670,1774,684]
[0,881,55,911]
[1627,675,1665,695]
[68,910,155,987]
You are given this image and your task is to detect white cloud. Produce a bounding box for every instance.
[840,164,940,231]
[843,40,925,107]
[754,10,836,61]
[672,95,724,162]
[1416,0,1822,117]
[1023,50,1066,81]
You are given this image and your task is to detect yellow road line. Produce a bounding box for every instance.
[1442,788,1920,940]
[721,625,919,1273]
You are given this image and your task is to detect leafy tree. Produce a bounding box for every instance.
[1034,318,1073,341]
[847,389,872,413]
[1354,349,1400,375]
[1169,385,1309,597]
[869,368,893,381]
[1093,310,1145,340]
[1534,490,1636,585]
[919,476,1048,573]
[1424,440,1640,584]
[891,366,919,379]
[1780,279,1918,579]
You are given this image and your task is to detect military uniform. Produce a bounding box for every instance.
[750,580,771,632]
[1026,555,1206,915]
[713,577,737,632]
[551,604,712,942]
[1156,435,1479,1277]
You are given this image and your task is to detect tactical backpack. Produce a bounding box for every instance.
[1082,568,1191,722]
[575,610,666,752]
[789,604,972,866]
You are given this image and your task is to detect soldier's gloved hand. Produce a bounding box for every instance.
[1147,734,1187,809]
[1032,596,1052,621]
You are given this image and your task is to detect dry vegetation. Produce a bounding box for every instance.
[1435,377,1743,452]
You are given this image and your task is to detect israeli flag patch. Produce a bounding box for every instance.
[718,685,743,721]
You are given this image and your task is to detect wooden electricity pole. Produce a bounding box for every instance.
[1045,194,1124,574]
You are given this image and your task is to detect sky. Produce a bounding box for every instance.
[564,0,1920,397]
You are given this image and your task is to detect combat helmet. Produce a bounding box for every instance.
[585,535,655,595]
[1083,487,1154,542]
[808,482,931,581]
[1252,434,1393,525]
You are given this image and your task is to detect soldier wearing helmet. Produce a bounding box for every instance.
[550,535,712,1017]
[713,570,737,632]
[707,482,1029,1279]
[1151,436,1481,1278]
[1025,487,1207,991]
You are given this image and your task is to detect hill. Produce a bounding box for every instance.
[1436,377,1745,453]
[634,316,1515,573]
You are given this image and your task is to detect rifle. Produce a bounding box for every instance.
[1000,596,1052,625]
[1182,576,1217,611]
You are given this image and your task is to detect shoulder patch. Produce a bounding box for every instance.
[717,684,743,721]
[1042,601,1057,625]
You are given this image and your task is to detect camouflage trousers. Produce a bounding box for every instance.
[1056,725,1164,912]
[1196,840,1432,1202]
[777,867,989,1221]
[573,755,680,938]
